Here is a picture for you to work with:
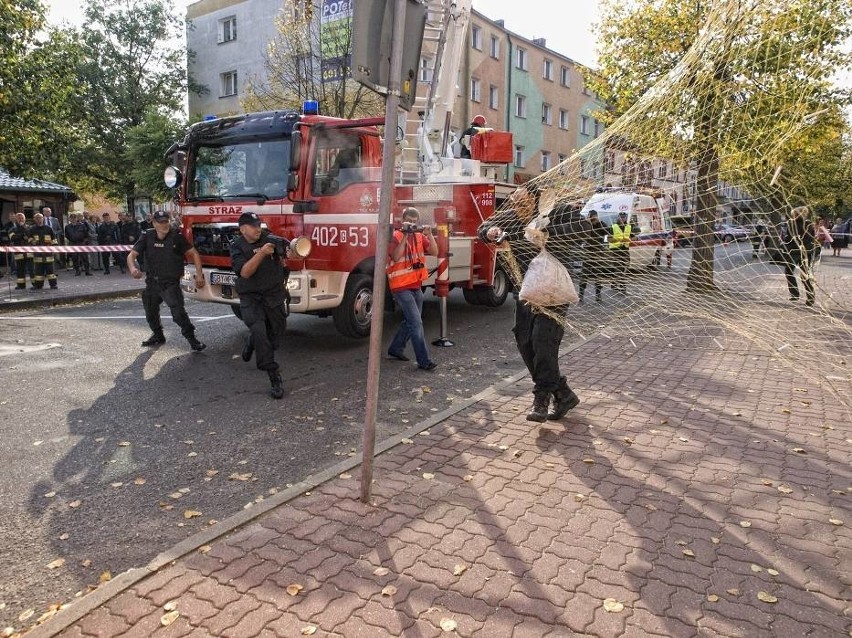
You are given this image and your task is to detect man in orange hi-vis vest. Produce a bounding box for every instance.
[386,207,439,370]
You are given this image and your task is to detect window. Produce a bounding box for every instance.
[220,70,238,97]
[594,120,603,138]
[541,103,552,125]
[470,78,481,102]
[541,151,551,172]
[514,145,525,168]
[558,153,567,165]
[515,94,526,118]
[516,47,527,70]
[471,25,482,50]
[419,57,433,83]
[658,162,668,179]
[560,65,570,87]
[490,35,500,59]
[605,151,616,173]
[559,109,569,129]
[218,16,237,43]
[580,114,590,135]
[489,85,499,109]
[543,59,553,81]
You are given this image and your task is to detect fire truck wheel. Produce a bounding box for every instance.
[333,273,373,338]
[464,267,510,307]
[231,305,243,320]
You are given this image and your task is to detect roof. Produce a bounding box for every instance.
[0,168,74,194]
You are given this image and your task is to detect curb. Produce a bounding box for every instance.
[0,289,142,313]
[26,334,592,637]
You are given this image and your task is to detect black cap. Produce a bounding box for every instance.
[238,212,262,227]
[152,211,169,222]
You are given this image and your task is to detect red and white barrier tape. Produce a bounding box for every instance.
[0,245,135,253]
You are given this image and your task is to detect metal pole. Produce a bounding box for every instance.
[361,0,408,503]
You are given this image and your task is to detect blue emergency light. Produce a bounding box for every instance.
[203,114,217,121]
[303,100,319,115]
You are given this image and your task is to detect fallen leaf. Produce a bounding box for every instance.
[767,568,779,576]
[791,447,806,454]
[163,600,178,612]
[18,609,35,622]
[205,469,219,477]
[99,571,112,583]
[781,408,791,414]
[381,585,397,596]
[81,559,92,568]
[623,437,633,445]
[401,438,414,444]
[761,479,773,486]
[44,491,56,498]
[47,558,66,570]
[160,610,180,626]
[373,567,390,576]
[575,494,587,502]
[59,533,69,540]
[739,521,752,528]
[440,618,458,631]
[187,452,197,458]
[301,626,317,635]
[682,549,695,558]
[829,518,844,526]
[134,478,146,486]
[286,584,303,596]
[111,482,123,488]
[68,500,82,509]
[229,472,253,481]
[710,537,720,545]
[582,458,595,465]
[726,588,741,596]
[169,492,183,499]
[118,441,131,447]
[757,591,778,603]
[453,564,467,576]
[602,598,624,612]
[707,594,719,602]
[463,475,474,482]
[751,564,763,573]
[777,485,793,494]
[183,510,202,519]
[339,473,352,479]
[198,545,212,554]
[422,473,435,480]
[178,488,190,494]
[679,437,689,442]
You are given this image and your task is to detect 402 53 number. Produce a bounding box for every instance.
[310,225,370,247]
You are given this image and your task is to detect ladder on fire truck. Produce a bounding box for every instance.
[398,0,472,183]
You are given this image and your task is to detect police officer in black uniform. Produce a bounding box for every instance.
[230,212,289,399]
[127,210,206,351]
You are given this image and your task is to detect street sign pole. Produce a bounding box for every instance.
[360,0,408,503]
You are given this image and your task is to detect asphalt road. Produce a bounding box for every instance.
[0,289,534,627]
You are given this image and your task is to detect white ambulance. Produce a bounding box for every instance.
[580,189,674,267]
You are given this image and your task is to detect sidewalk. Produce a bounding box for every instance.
[22,315,850,636]
[0,266,144,311]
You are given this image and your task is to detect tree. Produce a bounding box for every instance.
[125,110,187,202]
[587,0,852,291]
[241,7,383,119]
[0,2,84,178]
[69,0,194,200]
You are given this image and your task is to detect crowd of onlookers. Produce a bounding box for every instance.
[0,206,182,287]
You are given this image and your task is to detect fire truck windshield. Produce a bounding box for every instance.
[188,139,291,201]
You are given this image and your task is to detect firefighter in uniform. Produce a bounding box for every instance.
[230,212,289,399]
[128,210,206,351]
[8,213,33,289]
[386,207,439,370]
[609,211,632,292]
[28,213,58,289]
[478,186,580,422]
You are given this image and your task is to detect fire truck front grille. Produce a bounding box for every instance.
[192,224,240,258]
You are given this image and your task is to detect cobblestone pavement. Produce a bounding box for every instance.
[28,314,849,637]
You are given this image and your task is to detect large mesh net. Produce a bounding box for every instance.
[483,0,852,415]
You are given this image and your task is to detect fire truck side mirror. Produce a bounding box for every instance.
[164,166,182,189]
[287,173,299,193]
[289,132,301,171]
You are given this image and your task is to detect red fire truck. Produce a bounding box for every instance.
[166,0,513,338]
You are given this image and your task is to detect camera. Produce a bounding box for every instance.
[401,221,426,234]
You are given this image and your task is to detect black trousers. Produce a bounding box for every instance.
[240,291,287,373]
[513,300,565,395]
[71,250,90,274]
[142,279,196,338]
[783,248,815,303]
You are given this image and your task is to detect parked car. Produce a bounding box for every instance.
[714,223,751,243]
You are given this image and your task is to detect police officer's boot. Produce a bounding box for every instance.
[187,335,207,352]
[526,392,550,423]
[548,377,580,420]
[141,331,166,347]
[268,371,284,399]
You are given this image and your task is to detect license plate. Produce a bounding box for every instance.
[211,271,237,286]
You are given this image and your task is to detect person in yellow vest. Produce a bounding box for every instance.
[609,211,632,292]
[27,212,58,289]
[386,207,439,370]
[8,212,33,289]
